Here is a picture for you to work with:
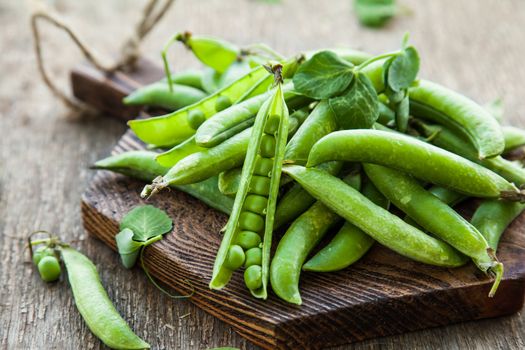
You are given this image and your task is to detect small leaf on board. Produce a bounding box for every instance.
[293,51,354,99]
[120,205,173,241]
[328,73,379,129]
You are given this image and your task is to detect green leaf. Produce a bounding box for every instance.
[385,46,420,92]
[293,51,355,99]
[354,0,397,28]
[115,228,144,269]
[328,73,379,129]
[120,205,172,241]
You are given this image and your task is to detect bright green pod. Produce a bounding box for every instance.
[282,165,468,268]
[156,136,205,168]
[364,163,503,296]
[307,129,520,198]
[93,151,233,215]
[418,122,525,187]
[129,64,272,147]
[471,200,525,251]
[210,80,289,299]
[410,79,505,159]
[61,248,150,349]
[162,69,205,90]
[123,83,207,111]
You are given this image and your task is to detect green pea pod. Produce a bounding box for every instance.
[218,168,241,196]
[161,69,205,90]
[93,151,233,214]
[200,67,222,94]
[303,179,386,272]
[282,165,468,267]
[417,122,525,187]
[210,78,289,299]
[217,59,253,89]
[177,32,240,74]
[129,64,272,147]
[270,172,361,304]
[307,129,521,199]
[123,83,207,111]
[364,164,503,296]
[61,247,150,349]
[409,79,505,159]
[156,136,205,168]
[471,200,525,251]
[285,100,338,164]
[273,161,343,229]
[502,126,525,153]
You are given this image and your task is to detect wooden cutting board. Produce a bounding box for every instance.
[72,62,525,350]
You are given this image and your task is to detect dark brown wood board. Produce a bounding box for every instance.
[74,62,525,350]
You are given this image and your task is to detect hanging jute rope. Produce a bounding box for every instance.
[30,0,175,111]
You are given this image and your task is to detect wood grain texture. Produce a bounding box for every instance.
[82,131,525,349]
[2,0,525,349]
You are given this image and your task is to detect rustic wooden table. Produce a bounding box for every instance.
[1,0,524,349]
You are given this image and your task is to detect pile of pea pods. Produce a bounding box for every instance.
[96,32,525,305]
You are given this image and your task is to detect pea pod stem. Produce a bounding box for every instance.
[282,165,467,267]
[307,129,521,199]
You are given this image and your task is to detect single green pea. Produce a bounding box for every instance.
[264,114,281,135]
[244,247,262,268]
[253,156,273,177]
[224,245,245,270]
[249,175,271,196]
[239,211,265,232]
[187,109,206,130]
[215,95,232,112]
[243,194,268,214]
[37,256,61,282]
[32,246,56,266]
[235,231,262,250]
[244,265,262,290]
[259,134,276,158]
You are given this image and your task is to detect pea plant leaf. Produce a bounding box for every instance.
[354,0,397,28]
[384,46,420,92]
[328,73,379,129]
[293,51,355,99]
[120,205,172,241]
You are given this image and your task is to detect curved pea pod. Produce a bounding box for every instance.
[211,82,289,299]
[285,100,338,165]
[502,126,525,153]
[177,32,240,74]
[270,172,361,304]
[162,69,205,90]
[307,129,521,199]
[218,167,241,196]
[282,165,468,267]
[409,79,505,159]
[417,122,525,187]
[471,200,525,251]
[129,64,273,147]
[200,67,222,94]
[364,164,503,296]
[123,83,207,111]
[60,248,150,349]
[93,151,233,215]
[303,180,386,273]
